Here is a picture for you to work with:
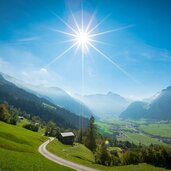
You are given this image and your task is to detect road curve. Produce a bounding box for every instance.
[38,137,99,171]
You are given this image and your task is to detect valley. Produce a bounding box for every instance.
[96,119,171,147]
[1,71,171,170]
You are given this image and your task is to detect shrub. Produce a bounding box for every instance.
[23,123,39,132]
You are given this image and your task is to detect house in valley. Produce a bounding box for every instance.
[59,132,75,145]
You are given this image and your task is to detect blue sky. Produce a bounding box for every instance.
[0,0,171,99]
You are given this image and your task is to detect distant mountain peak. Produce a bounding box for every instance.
[107,91,122,98]
[75,92,131,119]
[164,86,171,92]
[107,91,113,95]
[107,91,116,96]
[121,85,171,120]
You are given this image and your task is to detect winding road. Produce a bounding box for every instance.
[38,138,99,171]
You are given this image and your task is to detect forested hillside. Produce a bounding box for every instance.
[0,74,88,128]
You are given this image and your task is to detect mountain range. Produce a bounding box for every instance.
[1,72,171,121]
[1,73,92,118]
[76,92,131,119]
[2,73,131,119]
[120,86,171,120]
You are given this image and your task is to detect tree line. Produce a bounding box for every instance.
[0,102,20,125]
[74,116,171,169]
[0,102,42,132]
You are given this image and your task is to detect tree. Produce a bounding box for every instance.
[9,108,18,125]
[95,142,111,165]
[32,116,41,123]
[45,121,59,137]
[85,116,97,152]
[122,150,140,165]
[77,128,83,143]
[0,103,10,123]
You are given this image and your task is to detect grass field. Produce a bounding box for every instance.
[117,132,166,146]
[47,139,95,165]
[0,121,73,171]
[96,121,113,135]
[47,138,170,171]
[139,124,171,138]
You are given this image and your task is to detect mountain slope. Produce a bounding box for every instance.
[1,73,92,118]
[0,74,88,128]
[120,86,171,120]
[148,86,171,120]
[120,101,148,119]
[32,86,92,118]
[76,92,131,118]
[0,121,73,171]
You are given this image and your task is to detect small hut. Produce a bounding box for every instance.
[18,116,24,120]
[59,132,75,145]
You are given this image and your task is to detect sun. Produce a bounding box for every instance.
[76,31,89,45]
[76,31,90,52]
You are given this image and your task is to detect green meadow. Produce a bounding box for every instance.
[117,132,166,146]
[95,121,113,135]
[139,123,171,138]
[0,120,73,171]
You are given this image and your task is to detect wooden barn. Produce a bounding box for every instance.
[59,132,75,145]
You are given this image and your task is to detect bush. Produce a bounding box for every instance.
[122,150,140,165]
[95,142,121,166]
[140,145,171,168]
[23,123,39,132]
[111,155,121,166]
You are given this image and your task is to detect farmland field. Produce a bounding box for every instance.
[96,121,113,135]
[117,132,166,146]
[138,124,171,138]
[96,119,171,147]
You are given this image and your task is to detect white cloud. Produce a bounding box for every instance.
[40,68,48,74]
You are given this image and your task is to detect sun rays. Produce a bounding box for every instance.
[45,9,137,85]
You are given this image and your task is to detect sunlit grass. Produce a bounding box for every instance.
[47,139,95,165]
[139,124,171,138]
[0,121,73,171]
[118,132,167,146]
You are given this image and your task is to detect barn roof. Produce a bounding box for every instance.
[60,132,74,137]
